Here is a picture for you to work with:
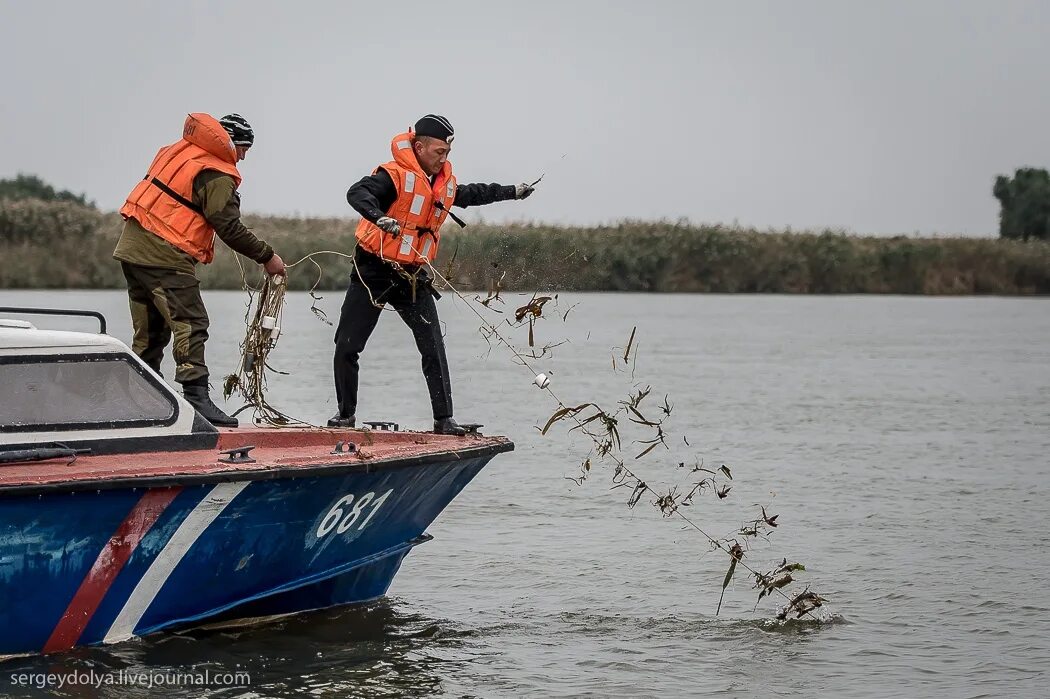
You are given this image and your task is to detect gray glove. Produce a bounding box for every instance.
[514,183,535,200]
[376,216,401,234]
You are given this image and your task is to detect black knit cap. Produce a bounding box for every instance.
[219,113,254,147]
[413,114,454,143]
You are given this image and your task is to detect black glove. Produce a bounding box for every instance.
[376,216,401,234]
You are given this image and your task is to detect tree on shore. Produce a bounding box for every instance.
[0,173,95,209]
[993,167,1050,241]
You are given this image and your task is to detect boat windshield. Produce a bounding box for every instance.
[0,353,176,431]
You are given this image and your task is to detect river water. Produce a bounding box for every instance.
[1,289,1048,698]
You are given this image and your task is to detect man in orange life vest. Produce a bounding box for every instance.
[334,114,535,435]
[114,113,286,428]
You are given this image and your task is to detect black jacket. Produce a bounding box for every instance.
[346,168,515,223]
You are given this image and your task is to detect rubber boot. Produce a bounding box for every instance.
[433,417,467,436]
[327,413,356,428]
[183,384,238,428]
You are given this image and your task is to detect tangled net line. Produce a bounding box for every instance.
[225,250,355,426]
[222,238,826,620]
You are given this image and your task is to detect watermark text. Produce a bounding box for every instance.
[9,668,250,690]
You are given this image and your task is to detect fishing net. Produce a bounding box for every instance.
[224,274,302,425]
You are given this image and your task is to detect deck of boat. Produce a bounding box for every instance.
[0,427,513,494]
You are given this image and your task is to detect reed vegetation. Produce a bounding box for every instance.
[2,199,1048,294]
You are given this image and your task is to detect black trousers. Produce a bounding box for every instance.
[333,253,453,420]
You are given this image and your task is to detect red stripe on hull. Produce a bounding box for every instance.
[42,486,183,653]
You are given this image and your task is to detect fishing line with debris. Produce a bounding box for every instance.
[412,156,824,619]
[376,233,829,621]
[225,185,827,620]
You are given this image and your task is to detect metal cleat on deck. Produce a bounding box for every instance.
[218,445,256,464]
[363,421,399,432]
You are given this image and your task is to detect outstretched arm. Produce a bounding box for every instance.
[348,170,532,214]
[452,182,517,209]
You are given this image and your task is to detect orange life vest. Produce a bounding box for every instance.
[354,132,458,265]
[120,113,242,264]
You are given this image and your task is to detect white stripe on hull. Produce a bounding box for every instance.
[103,481,248,643]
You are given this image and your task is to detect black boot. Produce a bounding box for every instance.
[183,384,238,428]
[434,417,467,436]
[327,413,356,428]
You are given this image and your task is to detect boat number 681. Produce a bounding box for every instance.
[316,488,395,538]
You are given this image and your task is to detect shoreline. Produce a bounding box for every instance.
[1,201,1048,294]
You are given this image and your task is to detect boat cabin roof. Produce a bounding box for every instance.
[0,320,129,351]
[1,317,211,449]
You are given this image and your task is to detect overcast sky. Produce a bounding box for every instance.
[1,0,1047,235]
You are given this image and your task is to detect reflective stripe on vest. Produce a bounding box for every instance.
[409,194,425,215]
[399,234,414,257]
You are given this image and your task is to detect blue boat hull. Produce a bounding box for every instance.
[0,453,494,655]
[205,535,431,623]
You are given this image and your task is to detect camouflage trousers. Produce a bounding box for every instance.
[120,262,210,385]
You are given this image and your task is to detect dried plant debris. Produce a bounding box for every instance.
[442,240,460,285]
[476,270,506,310]
[535,325,828,622]
[755,559,807,602]
[514,294,555,348]
[776,589,826,620]
[611,326,641,374]
[514,293,553,323]
[717,542,746,615]
[472,289,575,363]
